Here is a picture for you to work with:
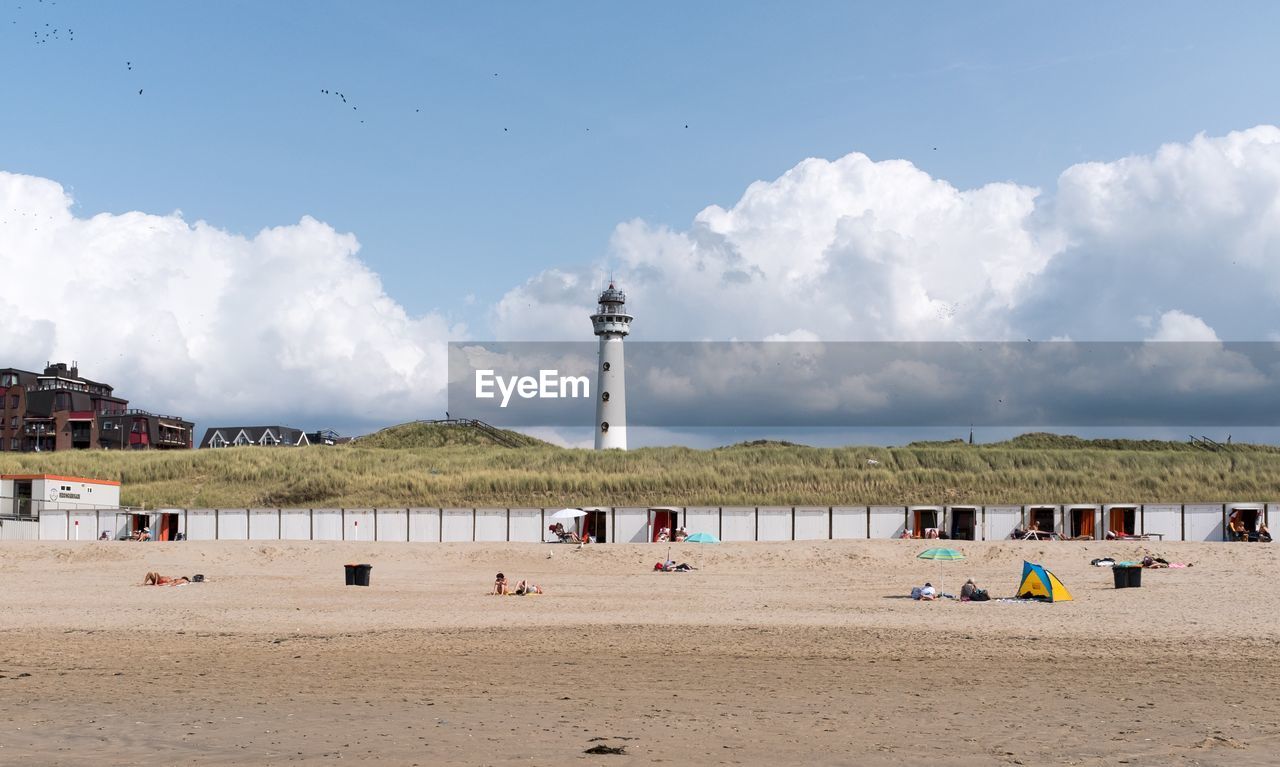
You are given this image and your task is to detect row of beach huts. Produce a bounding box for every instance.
[0,471,1273,544]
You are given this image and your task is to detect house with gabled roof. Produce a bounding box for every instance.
[199,425,311,449]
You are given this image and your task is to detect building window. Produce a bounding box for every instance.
[602,362,611,372]
[8,394,16,408]
[601,392,610,402]
[211,433,227,448]
[600,422,609,432]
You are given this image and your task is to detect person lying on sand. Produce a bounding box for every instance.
[914,583,937,601]
[653,561,696,572]
[490,572,510,595]
[513,580,543,595]
[142,572,189,586]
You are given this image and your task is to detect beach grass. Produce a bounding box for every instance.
[1,428,1278,508]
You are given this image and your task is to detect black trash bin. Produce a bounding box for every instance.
[1112,566,1142,588]
[344,563,357,586]
[350,563,372,587]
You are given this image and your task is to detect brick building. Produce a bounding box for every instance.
[0,362,193,452]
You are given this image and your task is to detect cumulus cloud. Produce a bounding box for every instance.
[8,125,1280,436]
[0,172,461,429]
[497,127,1280,348]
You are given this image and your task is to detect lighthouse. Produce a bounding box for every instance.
[591,282,632,450]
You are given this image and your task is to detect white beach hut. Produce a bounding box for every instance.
[474,508,508,542]
[647,507,683,543]
[907,506,944,539]
[793,507,830,540]
[1103,504,1141,538]
[756,506,792,541]
[719,507,756,542]
[943,506,979,541]
[1063,504,1102,540]
[441,508,474,542]
[312,508,342,541]
[1137,504,1180,540]
[869,506,907,538]
[683,507,721,539]
[831,506,868,540]
[375,508,410,542]
[982,506,1021,541]
[1182,503,1225,541]
[612,507,649,543]
[1225,502,1266,541]
[408,508,442,542]
[1022,505,1062,536]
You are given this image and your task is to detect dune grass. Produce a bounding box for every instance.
[1,430,1278,508]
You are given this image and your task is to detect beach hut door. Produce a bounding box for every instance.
[1029,507,1057,533]
[155,512,180,541]
[1069,508,1096,539]
[583,510,608,543]
[649,509,680,542]
[949,508,976,540]
[1108,507,1136,536]
[913,509,940,537]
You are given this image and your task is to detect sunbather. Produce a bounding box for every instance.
[513,580,543,595]
[142,572,189,586]
[490,572,510,595]
[653,561,696,572]
[919,582,936,601]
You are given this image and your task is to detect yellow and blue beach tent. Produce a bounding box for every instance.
[1017,561,1073,602]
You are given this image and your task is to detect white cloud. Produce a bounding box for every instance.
[498,126,1280,348]
[1146,310,1220,343]
[0,171,461,428]
[8,125,1280,434]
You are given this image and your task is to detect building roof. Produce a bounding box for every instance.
[1,474,121,486]
[199,425,311,448]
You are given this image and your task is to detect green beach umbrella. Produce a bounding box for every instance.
[916,547,966,561]
[917,547,966,598]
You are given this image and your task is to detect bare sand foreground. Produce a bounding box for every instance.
[1,540,1278,766]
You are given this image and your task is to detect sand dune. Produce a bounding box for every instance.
[1,540,1277,765]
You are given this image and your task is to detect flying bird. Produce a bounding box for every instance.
[138,89,143,95]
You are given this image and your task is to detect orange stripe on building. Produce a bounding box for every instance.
[0,474,122,486]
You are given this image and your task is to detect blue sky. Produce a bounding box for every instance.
[3,1,1280,443]
[4,1,1278,323]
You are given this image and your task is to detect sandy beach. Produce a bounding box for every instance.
[1,539,1277,766]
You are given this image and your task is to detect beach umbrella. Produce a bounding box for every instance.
[917,547,966,598]
[684,532,720,544]
[548,508,587,519]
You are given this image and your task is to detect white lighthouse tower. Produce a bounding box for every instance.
[591,282,632,450]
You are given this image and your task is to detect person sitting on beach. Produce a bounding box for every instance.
[919,582,937,601]
[142,572,189,586]
[1260,523,1273,543]
[674,526,689,542]
[513,580,543,595]
[548,523,580,543]
[490,572,510,595]
[99,531,111,541]
[656,527,671,543]
[133,527,152,542]
[1228,514,1246,542]
[960,579,990,601]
